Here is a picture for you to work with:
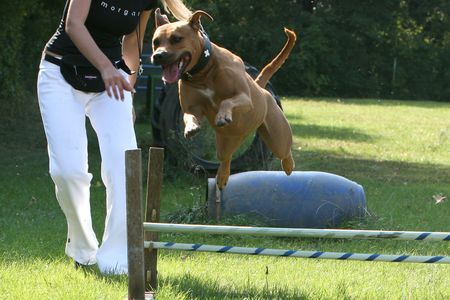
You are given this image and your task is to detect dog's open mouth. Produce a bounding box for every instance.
[162,53,191,84]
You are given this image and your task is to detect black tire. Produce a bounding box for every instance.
[156,63,281,174]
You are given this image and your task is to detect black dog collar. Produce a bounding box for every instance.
[182,31,212,81]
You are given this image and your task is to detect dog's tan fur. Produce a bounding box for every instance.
[152,9,296,189]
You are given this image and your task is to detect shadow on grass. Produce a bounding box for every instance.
[158,272,309,299]
[288,123,375,142]
[296,149,450,184]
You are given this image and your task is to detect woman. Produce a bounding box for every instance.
[37,0,191,275]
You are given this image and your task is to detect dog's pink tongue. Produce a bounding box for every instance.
[162,63,180,84]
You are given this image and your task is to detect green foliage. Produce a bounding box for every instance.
[185,0,450,100]
[0,1,28,114]
[0,0,60,122]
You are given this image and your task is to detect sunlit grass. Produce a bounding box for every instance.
[1,97,449,299]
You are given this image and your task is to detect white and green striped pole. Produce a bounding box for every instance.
[145,241,450,264]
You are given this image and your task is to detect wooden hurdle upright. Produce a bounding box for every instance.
[125,147,450,300]
[126,147,164,300]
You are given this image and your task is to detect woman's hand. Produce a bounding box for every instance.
[99,63,134,101]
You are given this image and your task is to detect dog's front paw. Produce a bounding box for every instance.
[281,153,295,175]
[215,113,232,127]
[184,122,201,138]
[216,172,229,190]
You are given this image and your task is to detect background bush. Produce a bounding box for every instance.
[1,0,449,122]
[0,0,60,123]
[187,0,450,100]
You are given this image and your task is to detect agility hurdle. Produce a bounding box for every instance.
[126,148,450,300]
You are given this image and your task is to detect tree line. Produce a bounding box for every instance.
[1,0,448,121]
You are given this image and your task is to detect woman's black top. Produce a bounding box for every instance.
[45,0,157,59]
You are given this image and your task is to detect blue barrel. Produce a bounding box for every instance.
[207,171,366,228]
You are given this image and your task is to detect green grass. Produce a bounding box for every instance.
[1,98,449,299]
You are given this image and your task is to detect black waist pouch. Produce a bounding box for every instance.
[59,54,133,93]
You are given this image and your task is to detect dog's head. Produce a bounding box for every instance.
[151,8,213,83]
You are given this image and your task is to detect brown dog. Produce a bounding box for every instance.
[151,9,296,189]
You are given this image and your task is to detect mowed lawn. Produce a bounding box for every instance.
[0,98,449,299]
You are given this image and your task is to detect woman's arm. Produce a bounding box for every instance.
[122,10,151,87]
[65,0,133,100]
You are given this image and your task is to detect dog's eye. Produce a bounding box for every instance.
[153,38,160,48]
[170,35,183,44]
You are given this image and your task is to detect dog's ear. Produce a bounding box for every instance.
[154,8,170,28]
[188,10,213,31]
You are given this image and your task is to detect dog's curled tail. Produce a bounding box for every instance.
[255,28,297,88]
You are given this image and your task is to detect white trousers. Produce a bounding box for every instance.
[37,59,137,274]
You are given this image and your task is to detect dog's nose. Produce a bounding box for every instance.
[151,51,169,65]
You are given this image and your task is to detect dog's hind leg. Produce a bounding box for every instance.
[258,123,295,174]
[257,101,295,175]
[215,134,246,189]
